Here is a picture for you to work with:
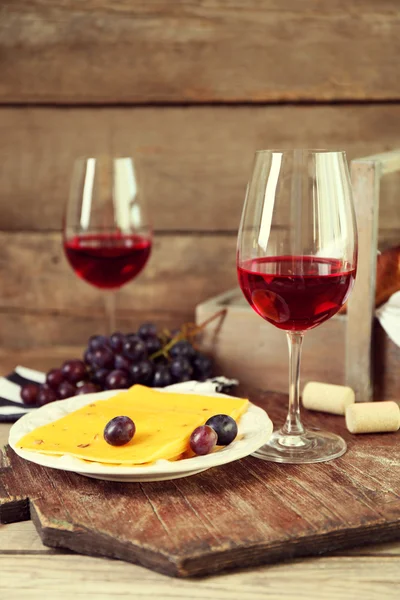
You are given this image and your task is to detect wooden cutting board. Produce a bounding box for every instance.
[1,388,399,578]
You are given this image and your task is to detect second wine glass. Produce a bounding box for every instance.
[63,156,152,333]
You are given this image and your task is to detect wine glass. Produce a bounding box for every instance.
[63,156,152,333]
[237,149,358,463]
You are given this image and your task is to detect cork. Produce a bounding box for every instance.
[345,401,400,434]
[302,382,355,415]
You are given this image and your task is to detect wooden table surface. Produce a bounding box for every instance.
[0,349,399,600]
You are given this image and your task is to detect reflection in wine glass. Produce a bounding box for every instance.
[251,289,290,324]
[63,157,152,333]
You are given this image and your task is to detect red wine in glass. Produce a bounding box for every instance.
[64,233,152,290]
[237,256,356,331]
[64,157,152,332]
[237,149,358,464]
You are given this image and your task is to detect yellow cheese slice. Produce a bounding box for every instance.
[17,385,249,465]
[116,385,249,422]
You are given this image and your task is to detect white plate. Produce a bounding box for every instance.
[9,389,273,482]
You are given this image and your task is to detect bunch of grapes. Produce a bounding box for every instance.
[20,322,213,407]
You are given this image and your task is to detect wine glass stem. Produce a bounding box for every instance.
[104,292,117,335]
[282,331,305,436]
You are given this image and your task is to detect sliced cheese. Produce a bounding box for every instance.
[17,385,249,465]
[120,385,249,422]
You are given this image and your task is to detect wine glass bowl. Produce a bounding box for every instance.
[237,149,357,464]
[63,156,152,331]
[237,255,355,332]
[64,232,151,290]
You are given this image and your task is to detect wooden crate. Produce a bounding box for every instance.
[196,151,400,402]
[196,290,399,402]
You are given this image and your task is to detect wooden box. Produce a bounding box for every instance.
[196,151,400,402]
[196,290,399,402]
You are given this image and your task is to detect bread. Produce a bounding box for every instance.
[340,245,400,313]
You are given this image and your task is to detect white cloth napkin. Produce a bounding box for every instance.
[376,291,400,347]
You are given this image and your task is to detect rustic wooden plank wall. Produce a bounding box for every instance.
[0,1,399,348]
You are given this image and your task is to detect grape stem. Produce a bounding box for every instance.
[149,309,227,361]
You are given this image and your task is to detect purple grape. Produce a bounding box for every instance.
[145,336,162,355]
[104,416,136,446]
[46,368,65,390]
[76,382,100,395]
[106,369,131,390]
[122,336,147,361]
[130,363,142,384]
[177,373,192,383]
[84,349,95,365]
[205,414,238,446]
[91,368,110,387]
[152,365,172,388]
[92,347,114,369]
[109,332,126,353]
[169,340,195,359]
[190,425,217,455]
[170,357,193,382]
[88,335,109,351]
[130,360,154,385]
[61,360,88,384]
[192,353,213,380]
[37,384,58,406]
[126,333,140,341]
[20,383,40,406]
[138,322,158,339]
[153,354,169,366]
[57,381,77,400]
[137,360,154,384]
[114,354,132,372]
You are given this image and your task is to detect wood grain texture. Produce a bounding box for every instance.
[347,159,380,402]
[0,520,51,552]
[1,388,400,577]
[0,554,400,600]
[0,225,398,351]
[363,150,400,176]
[1,1,400,103]
[0,232,236,347]
[373,322,400,401]
[347,151,400,402]
[0,231,236,316]
[0,427,9,449]
[6,515,399,555]
[0,105,400,234]
[0,310,192,350]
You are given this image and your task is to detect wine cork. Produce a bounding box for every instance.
[345,401,400,434]
[302,382,355,415]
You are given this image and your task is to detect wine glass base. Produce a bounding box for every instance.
[252,429,347,464]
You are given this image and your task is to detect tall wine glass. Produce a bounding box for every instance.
[237,149,358,463]
[63,156,152,333]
